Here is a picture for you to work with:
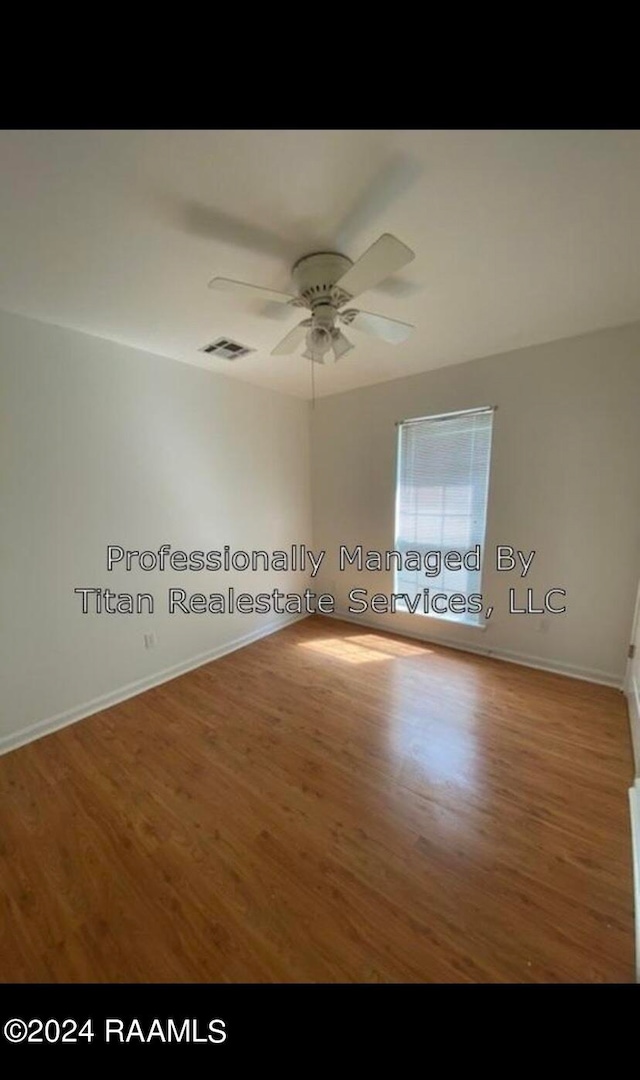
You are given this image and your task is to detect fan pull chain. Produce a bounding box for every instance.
[311,355,315,408]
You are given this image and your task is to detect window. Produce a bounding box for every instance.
[394,407,494,625]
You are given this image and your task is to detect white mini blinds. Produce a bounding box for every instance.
[394,407,494,623]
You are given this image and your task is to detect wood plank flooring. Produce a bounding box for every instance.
[0,616,635,982]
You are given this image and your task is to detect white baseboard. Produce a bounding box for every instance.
[0,614,309,758]
[630,782,640,984]
[626,673,640,776]
[319,609,623,688]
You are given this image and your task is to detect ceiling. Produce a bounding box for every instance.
[1,128,640,399]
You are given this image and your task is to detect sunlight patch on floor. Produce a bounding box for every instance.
[298,633,432,665]
[298,637,391,664]
[346,634,430,658]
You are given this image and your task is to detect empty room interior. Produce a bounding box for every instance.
[1,128,640,985]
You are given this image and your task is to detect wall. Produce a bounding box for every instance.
[311,321,640,685]
[0,310,311,750]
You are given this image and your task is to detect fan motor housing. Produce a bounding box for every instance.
[292,252,353,306]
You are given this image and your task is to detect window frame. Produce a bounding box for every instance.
[392,406,495,628]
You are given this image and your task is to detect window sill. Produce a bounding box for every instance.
[393,600,487,630]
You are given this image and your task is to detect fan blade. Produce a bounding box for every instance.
[336,154,423,253]
[185,203,294,260]
[334,234,415,300]
[341,309,414,345]
[271,321,310,356]
[209,277,298,306]
[332,329,354,360]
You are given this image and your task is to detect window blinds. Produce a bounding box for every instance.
[395,408,494,611]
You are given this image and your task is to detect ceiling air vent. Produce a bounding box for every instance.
[199,337,255,361]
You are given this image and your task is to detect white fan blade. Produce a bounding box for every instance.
[336,154,423,252]
[341,309,414,345]
[271,320,310,356]
[209,277,298,305]
[334,234,415,300]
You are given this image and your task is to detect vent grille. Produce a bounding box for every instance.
[199,337,254,360]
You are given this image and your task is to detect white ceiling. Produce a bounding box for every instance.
[1,129,640,399]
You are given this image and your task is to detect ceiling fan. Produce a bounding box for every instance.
[208,233,415,364]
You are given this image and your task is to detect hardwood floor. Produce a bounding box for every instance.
[0,616,635,982]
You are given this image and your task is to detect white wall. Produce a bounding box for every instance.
[0,310,311,749]
[311,321,640,685]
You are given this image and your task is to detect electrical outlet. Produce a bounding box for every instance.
[144,632,157,650]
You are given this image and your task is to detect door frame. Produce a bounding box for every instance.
[626,577,640,777]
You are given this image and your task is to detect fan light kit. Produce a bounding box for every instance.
[208,233,415,364]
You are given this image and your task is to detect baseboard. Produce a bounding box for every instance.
[0,614,309,758]
[630,782,640,983]
[626,673,640,776]
[319,609,623,688]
